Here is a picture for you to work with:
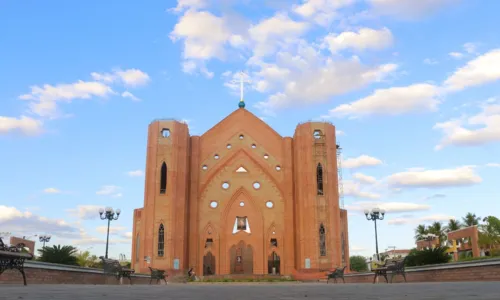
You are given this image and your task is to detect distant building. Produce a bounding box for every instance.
[10,236,35,254]
[380,249,411,259]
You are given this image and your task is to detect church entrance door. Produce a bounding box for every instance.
[229,241,254,274]
[268,251,280,275]
[203,251,216,275]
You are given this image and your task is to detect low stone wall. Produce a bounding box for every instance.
[0,261,151,285]
[2,259,500,285]
[295,259,500,283]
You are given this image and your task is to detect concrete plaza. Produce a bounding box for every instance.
[1,282,499,299]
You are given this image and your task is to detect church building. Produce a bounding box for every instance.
[131,98,349,276]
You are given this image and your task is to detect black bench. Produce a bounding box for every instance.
[0,237,34,285]
[326,266,346,283]
[372,257,407,284]
[149,266,167,284]
[99,256,135,284]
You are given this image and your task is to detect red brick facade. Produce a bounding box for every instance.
[131,107,349,276]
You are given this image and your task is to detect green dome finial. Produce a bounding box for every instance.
[238,100,246,108]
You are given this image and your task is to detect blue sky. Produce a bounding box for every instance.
[1,0,500,260]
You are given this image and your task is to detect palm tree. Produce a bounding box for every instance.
[37,245,78,265]
[478,216,500,252]
[76,250,98,267]
[428,221,446,243]
[462,212,481,227]
[414,224,428,241]
[445,219,462,232]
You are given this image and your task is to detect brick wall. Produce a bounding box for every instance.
[0,261,151,285]
[295,259,500,283]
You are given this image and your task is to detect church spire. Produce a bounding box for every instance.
[234,71,250,109]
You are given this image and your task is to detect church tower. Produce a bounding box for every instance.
[292,122,342,271]
[133,120,190,272]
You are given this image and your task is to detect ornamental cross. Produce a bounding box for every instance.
[231,71,251,102]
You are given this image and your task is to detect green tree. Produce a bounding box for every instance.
[76,251,100,267]
[414,224,428,241]
[462,212,481,227]
[349,255,368,272]
[37,245,78,265]
[445,219,462,232]
[478,216,500,252]
[427,221,446,243]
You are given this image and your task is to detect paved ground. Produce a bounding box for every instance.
[1,282,499,300]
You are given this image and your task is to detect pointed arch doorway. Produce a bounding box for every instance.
[203,251,216,275]
[268,251,280,275]
[229,241,254,274]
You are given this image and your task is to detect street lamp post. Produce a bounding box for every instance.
[39,234,52,249]
[364,207,386,261]
[99,207,121,259]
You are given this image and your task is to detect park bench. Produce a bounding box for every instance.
[0,237,33,285]
[326,266,347,283]
[99,256,135,284]
[148,266,167,284]
[372,257,407,284]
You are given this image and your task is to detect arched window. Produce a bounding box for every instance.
[160,162,167,194]
[319,224,326,256]
[135,234,140,262]
[158,224,165,257]
[317,163,324,195]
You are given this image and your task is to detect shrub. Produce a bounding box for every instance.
[349,255,368,272]
[405,246,451,267]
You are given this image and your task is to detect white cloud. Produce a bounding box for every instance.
[169,0,207,13]
[388,214,455,225]
[352,172,377,184]
[463,42,478,54]
[127,170,144,177]
[444,49,500,92]
[91,69,150,87]
[323,27,393,53]
[386,166,482,188]
[343,180,381,199]
[293,0,355,27]
[19,80,115,118]
[0,205,80,238]
[43,188,61,194]
[346,201,431,213]
[96,185,122,197]
[121,91,141,102]
[434,102,500,149]
[449,52,464,59]
[326,83,440,118]
[368,0,458,19]
[0,116,43,135]
[486,163,500,168]
[66,205,103,220]
[96,225,127,235]
[423,58,438,65]
[343,155,383,169]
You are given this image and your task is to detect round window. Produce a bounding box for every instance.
[202,165,208,170]
[253,182,261,189]
[227,144,232,149]
[210,201,218,208]
[239,134,244,140]
[214,154,220,160]
[251,144,256,149]
[222,182,230,190]
[266,201,274,208]
[264,154,269,159]
[239,201,245,207]
[275,165,281,171]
